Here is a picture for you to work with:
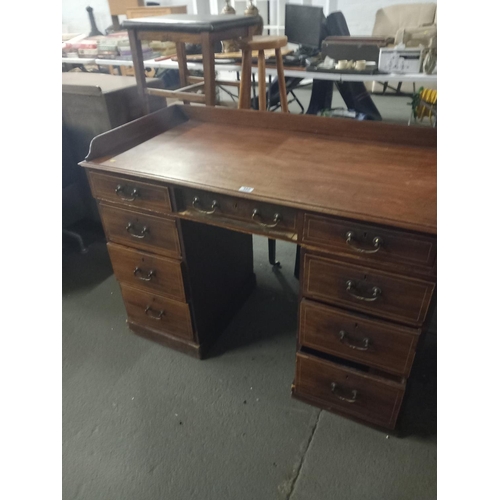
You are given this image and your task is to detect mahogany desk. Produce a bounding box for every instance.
[80,105,436,430]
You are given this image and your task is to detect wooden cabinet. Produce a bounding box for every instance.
[81,105,436,430]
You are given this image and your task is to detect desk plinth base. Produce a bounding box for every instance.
[128,321,203,358]
[127,272,257,359]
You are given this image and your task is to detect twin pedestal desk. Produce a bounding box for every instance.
[81,105,436,431]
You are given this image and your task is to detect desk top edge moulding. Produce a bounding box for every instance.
[80,105,436,431]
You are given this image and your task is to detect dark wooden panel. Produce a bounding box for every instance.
[120,284,193,340]
[302,253,435,326]
[299,299,420,377]
[173,186,298,241]
[88,171,172,214]
[100,204,181,258]
[302,213,436,275]
[179,219,255,349]
[107,243,185,301]
[294,352,405,429]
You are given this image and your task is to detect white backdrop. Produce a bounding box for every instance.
[62,0,437,36]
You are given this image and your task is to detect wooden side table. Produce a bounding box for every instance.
[123,14,260,114]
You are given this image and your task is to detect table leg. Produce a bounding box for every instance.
[201,32,216,106]
[258,50,266,111]
[238,48,252,109]
[128,28,150,115]
[111,15,120,32]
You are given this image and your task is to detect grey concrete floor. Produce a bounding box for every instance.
[63,93,436,500]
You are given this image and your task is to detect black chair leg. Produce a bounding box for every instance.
[268,238,281,268]
[63,228,88,254]
[294,245,300,280]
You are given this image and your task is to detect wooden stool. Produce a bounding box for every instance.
[238,35,289,112]
[122,14,260,115]
[238,36,288,268]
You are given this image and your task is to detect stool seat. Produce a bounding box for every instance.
[239,35,288,50]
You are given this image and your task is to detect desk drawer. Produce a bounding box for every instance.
[299,299,419,377]
[100,204,181,258]
[108,243,186,301]
[121,284,193,341]
[302,213,436,274]
[173,187,298,239]
[294,352,405,429]
[89,171,172,214]
[302,253,434,326]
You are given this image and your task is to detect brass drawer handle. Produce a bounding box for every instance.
[330,383,358,403]
[339,330,370,351]
[133,267,155,282]
[126,223,148,239]
[346,231,383,254]
[252,209,282,228]
[346,280,381,302]
[144,305,164,320]
[192,196,219,215]
[115,184,139,201]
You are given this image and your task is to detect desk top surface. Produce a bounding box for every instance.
[83,105,436,234]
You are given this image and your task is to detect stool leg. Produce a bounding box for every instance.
[275,48,288,113]
[175,42,190,105]
[201,32,216,106]
[176,42,188,87]
[258,50,266,111]
[238,48,252,109]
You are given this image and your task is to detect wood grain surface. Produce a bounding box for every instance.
[107,243,186,301]
[302,253,435,326]
[120,284,194,340]
[82,106,436,234]
[294,352,405,429]
[100,204,181,258]
[299,299,419,377]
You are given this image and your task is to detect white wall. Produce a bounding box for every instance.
[62,0,111,34]
[62,0,436,36]
[62,0,198,34]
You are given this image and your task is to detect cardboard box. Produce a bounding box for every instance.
[107,0,144,17]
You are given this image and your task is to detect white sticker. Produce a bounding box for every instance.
[239,186,254,193]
